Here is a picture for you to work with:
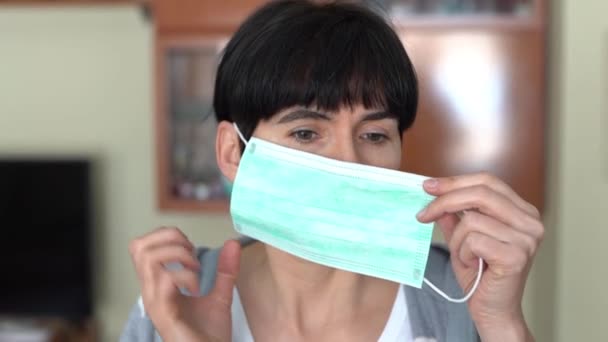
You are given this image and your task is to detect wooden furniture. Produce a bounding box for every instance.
[151,0,547,211]
[47,318,96,342]
[398,2,547,210]
[0,0,145,5]
[154,36,231,211]
[152,0,268,211]
[0,318,96,342]
[153,0,266,35]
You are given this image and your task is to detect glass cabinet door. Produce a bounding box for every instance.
[158,38,230,210]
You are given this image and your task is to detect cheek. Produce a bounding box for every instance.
[360,143,402,170]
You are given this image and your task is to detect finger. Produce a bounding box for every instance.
[449,211,540,265]
[209,240,241,307]
[459,231,529,278]
[148,245,201,270]
[147,268,201,303]
[435,213,459,243]
[142,265,181,312]
[143,269,204,335]
[165,268,201,297]
[138,245,201,286]
[129,227,195,257]
[417,185,528,232]
[422,173,539,219]
[156,269,182,304]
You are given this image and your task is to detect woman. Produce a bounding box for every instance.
[121,1,543,341]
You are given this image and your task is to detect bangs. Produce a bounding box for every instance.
[279,18,402,115]
[214,1,418,138]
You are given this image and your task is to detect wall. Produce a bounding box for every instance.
[0,7,235,340]
[552,0,608,340]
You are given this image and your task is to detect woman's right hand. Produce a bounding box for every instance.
[129,227,241,342]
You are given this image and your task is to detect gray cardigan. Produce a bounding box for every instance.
[120,239,480,341]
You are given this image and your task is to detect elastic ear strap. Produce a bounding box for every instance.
[423,257,483,303]
[233,122,248,145]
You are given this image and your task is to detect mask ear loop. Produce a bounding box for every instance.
[233,122,248,146]
[423,258,483,303]
[422,211,484,303]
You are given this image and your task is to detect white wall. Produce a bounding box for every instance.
[0,7,235,340]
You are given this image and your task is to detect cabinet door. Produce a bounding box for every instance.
[155,37,231,211]
[400,29,545,209]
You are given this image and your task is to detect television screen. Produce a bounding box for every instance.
[0,159,92,319]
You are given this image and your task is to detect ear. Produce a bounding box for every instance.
[216,121,242,182]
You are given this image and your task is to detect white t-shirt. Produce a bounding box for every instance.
[231,285,413,342]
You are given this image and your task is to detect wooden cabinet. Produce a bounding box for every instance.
[152,0,269,211]
[152,0,548,211]
[0,318,96,342]
[154,37,230,211]
[152,0,267,34]
[400,28,546,209]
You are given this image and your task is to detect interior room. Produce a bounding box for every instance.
[0,0,606,341]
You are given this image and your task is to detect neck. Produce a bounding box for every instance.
[239,243,399,337]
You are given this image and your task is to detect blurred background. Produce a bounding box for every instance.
[0,0,605,340]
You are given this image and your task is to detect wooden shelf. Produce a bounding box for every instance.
[152,0,267,35]
[393,0,545,30]
[158,197,229,212]
[393,15,541,30]
[0,0,152,7]
[0,318,96,342]
[0,0,147,4]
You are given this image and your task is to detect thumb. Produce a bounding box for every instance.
[209,239,241,307]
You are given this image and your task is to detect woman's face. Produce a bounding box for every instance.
[251,104,403,170]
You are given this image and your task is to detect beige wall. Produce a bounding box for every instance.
[0,7,236,340]
[0,1,606,340]
[551,0,608,340]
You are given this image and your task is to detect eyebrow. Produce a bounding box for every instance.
[361,111,398,122]
[276,109,398,124]
[277,109,332,124]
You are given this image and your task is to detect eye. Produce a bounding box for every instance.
[290,129,319,143]
[361,132,388,144]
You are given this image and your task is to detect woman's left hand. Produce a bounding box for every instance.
[416,172,544,342]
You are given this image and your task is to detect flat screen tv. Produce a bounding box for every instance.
[0,159,92,320]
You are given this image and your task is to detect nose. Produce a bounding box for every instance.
[325,136,359,164]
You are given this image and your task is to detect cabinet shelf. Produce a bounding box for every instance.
[393,15,541,30]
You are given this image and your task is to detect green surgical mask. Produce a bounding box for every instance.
[230,124,481,302]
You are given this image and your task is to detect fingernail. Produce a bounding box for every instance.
[424,179,438,189]
[416,207,427,220]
